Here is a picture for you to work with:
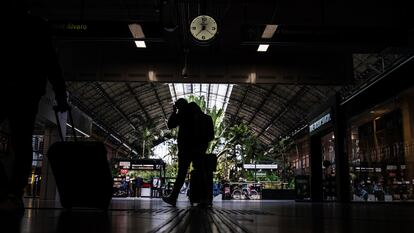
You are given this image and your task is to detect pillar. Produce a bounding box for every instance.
[333,93,351,202]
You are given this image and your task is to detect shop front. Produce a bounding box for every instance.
[112,158,166,198]
[347,87,414,202]
[309,110,338,201]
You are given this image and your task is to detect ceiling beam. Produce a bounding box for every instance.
[222,84,231,110]
[93,82,140,134]
[248,84,277,125]
[255,85,309,118]
[257,86,308,138]
[125,83,154,127]
[207,84,211,109]
[61,49,353,85]
[70,95,132,148]
[150,83,167,121]
[230,85,250,125]
[172,84,178,101]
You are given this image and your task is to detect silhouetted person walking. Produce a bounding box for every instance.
[162,99,214,206]
[0,4,69,213]
[187,102,214,207]
[163,98,193,206]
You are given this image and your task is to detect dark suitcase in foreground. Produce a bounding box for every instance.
[47,109,113,210]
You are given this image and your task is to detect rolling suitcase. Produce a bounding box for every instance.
[47,109,113,210]
[189,161,213,206]
[189,169,201,206]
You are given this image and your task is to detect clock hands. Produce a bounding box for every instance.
[205,30,214,35]
[196,29,203,36]
[196,25,210,37]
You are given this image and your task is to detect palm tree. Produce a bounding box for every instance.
[266,137,294,185]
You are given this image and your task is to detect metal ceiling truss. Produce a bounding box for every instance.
[207,84,211,109]
[247,84,277,125]
[229,85,250,125]
[257,86,308,138]
[70,95,130,148]
[125,83,154,127]
[93,82,140,135]
[150,83,168,121]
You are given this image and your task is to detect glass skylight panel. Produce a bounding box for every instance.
[201,84,209,94]
[168,83,233,112]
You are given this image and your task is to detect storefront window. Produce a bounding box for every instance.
[348,87,414,201]
[321,131,336,201]
[26,135,44,197]
[290,136,311,176]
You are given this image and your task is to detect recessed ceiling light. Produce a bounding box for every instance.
[257,44,269,52]
[261,24,278,39]
[128,23,145,39]
[134,40,146,48]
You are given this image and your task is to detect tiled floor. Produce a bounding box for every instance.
[1,196,414,233]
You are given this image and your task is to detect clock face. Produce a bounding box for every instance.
[190,15,217,42]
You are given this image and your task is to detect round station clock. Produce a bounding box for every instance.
[190,15,218,43]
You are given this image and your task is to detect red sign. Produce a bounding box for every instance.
[120,169,129,175]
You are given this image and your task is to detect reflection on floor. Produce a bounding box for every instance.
[1,197,414,233]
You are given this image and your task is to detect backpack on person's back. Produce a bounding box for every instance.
[201,113,214,144]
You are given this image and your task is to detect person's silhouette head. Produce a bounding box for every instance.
[188,102,202,114]
[175,98,188,111]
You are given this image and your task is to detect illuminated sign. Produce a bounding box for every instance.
[243,164,278,169]
[119,161,131,169]
[309,113,331,133]
[255,172,267,177]
[120,169,128,174]
[131,164,154,170]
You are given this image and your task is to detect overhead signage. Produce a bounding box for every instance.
[132,164,154,170]
[243,164,278,169]
[119,161,131,169]
[309,113,331,133]
[255,172,267,177]
[51,21,162,38]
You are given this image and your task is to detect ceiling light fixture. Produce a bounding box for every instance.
[257,44,269,52]
[148,71,156,81]
[261,24,278,39]
[129,23,146,48]
[134,40,146,48]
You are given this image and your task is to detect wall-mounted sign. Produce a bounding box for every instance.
[309,113,331,133]
[243,164,278,169]
[119,161,131,169]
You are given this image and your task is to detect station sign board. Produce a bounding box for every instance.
[131,164,154,170]
[243,164,278,169]
[309,113,331,133]
[119,161,131,169]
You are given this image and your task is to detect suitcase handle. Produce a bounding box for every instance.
[53,107,78,142]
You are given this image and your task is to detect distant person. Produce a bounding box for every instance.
[0,4,69,213]
[134,176,143,197]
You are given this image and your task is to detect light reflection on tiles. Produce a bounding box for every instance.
[1,198,413,233]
